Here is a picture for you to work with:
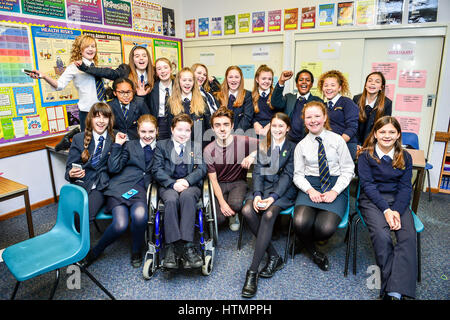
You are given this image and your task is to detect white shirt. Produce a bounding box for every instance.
[258,88,270,97]
[57,57,100,112]
[365,97,377,109]
[297,92,311,101]
[293,129,354,194]
[158,81,172,117]
[172,139,185,157]
[375,144,395,160]
[181,92,192,102]
[328,94,342,107]
[136,70,147,85]
[140,139,156,150]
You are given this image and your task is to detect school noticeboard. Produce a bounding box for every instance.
[0,14,182,145]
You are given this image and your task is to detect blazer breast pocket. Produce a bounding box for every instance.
[333,107,343,111]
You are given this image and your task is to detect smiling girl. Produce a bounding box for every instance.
[192,63,219,114]
[293,101,354,272]
[251,65,275,136]
[353,72,392,148]
[357,116,416,300]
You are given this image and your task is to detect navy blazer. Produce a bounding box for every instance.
[328,96,359,143]
[271,83,324,118]
[78,63,130,81]
[109,96,150,140]
[152,139,206,189]
[251,139,297,208]
[229,90,254,132]
[65,132,113,192]
[146,80,173,119]
[353,94,393,145]
[104,139,154,197]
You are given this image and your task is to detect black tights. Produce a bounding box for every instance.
[293,205,341,254]
[241,201,281,272]
[92,202,148,257]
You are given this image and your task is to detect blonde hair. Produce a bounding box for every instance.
[168,67,206,116]
[215,66,246,108]
[70,35,97,64]
[191,63,211,92]
[128,46,155,92]
[317,70,350,97]
[252,64,274,113]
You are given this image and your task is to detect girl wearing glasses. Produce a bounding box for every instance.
[110,78,150,140]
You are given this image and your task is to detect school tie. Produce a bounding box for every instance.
[328,101,334,110]
[121,104,128,120]
[228,94,236,108]
[183,98,190,114]
[91,136,105,167]
[143,145,153,167]
[179,144,184,158]
[91,63,105,101]
[381,155,392,164]
[261,92,267,98]
[316,136,331,192]
[201,87,216,111]
[164,87,170,115]
[140,74,145,84]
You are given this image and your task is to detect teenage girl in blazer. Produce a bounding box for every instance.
[215,66,253,132]
[109,78,150,140]
[77,45,155,98]
[293,101,354,271]
[317,70,359,160]
[270,69,324,143]
[81,115,158,269]
[192,63,219,115]
[251,64,276,137]
[353,72,392,148]
[167,67,210,145]
[241,112,297,298]
[65,102,115,225]
[152,113,207,270]
[146,57,174,140]
[357,116,416,300]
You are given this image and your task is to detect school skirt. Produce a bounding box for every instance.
[294,176,348,218]
[105,179,147,213]
[245,186,297,210]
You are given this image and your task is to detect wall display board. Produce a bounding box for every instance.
[0,14,182,145]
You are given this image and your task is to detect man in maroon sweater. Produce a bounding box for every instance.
[203,107,258,231]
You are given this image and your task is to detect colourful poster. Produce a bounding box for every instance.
[337,2,354,26]
[399,70,427,88]
[224,15,236,35]
[22,0,65,19]
[66,0,103,24]
[356,0,376,25]
[377,0,403,25]
[0,0,20,13]
[31,26,82,107]
[154,39,180,71]
[162,7,175,36]
[211,17,222,36]
[395,94,423,112]
[13,86,35,116]
[0,24,34,85]
[185,19,195,38]
[121,35,153,64]
[371,62,398,80]
[252,11,265,33]
[0,86,14,117]
[385,83,395,101]
[396,116,421,134]
[238,13,250,33]
[46,105,66,134]
[268,10,282,32]
[132,0,162,34]
[26,114,43,136]
[103,0,132,28]
[284,8,298,30]
[319,3,335,26]
[198,17,209,37]
[0,116,13,139]
[238,65,255,79]
[12,117,25,138]
[82,31,123,69]
[301,7,316,29]
[408,0,437,24]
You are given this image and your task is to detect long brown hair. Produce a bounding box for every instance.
[261,112,291,153]
[317,70,350,97]
[128,46,155,92]
[252,64,274,113]
[215,66,246,108]
[357,116,406,170]
[301,101,332,134]
[168,68,206,116]
[70,35,98,65]
[357,72,387,123]
[81,102,115,163]
[191,63,211,92]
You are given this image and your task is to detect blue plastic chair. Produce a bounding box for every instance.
[93,206,112,233]
[402,132,433,201]
[347,184,423,282]
[2,184,115,300]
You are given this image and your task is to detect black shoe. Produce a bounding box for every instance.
[259,255,284,278]
[182,242,203,269]
[312,250,329,271]
[241,270,258,298]
[79,250,97,269]
[131,252,142,268]
[382,294,401,300]
[163,243,179,269]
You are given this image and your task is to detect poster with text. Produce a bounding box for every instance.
[284,8,298,30]
[238,13,250,33]
[356,0,375,25]
[67,0,103,25]
[22,0,65,19]
[224,15,236,35]
[185,19,195,38]
[252,11,265,33]
[83,31,123,70]
[211,17,222,36]
[121,34,153,64]
[154,39,180,72]
[268,10,282,32]
[408,0,437,24]
[301,7,316,29]
[132,0,162,34]
[198,17,209,37]
[377,0,404,24]
[103,0,132,28]
[319,4,335,26]
[162,7,175,36]
[337,2,354,26]
[0,0,20,13]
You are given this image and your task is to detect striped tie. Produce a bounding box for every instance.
[91,63,105,101]
[122,104,128,120]
[316,136,331,192]
[91,136,104,167]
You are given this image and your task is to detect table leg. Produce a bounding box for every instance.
[23,190,34,238]
[412,167,425,214]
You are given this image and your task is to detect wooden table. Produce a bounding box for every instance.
[0,176,34,238]
[406,149,426,215]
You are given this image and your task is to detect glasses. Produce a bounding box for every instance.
[116,91,133,96]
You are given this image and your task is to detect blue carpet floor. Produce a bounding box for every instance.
[0,192,449,300]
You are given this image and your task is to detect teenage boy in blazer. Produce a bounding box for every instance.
[271,69,323,143]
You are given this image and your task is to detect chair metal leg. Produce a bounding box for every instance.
[426,170,432,202]
[344,216,353,277]
[417,233,421,282]
[352,217,360,275]
[10,281,20,300]
[237,216,245,250]
[76,263,116,300]
[93,220,101,233]
[49,269,60,300]
[283,217,293,264]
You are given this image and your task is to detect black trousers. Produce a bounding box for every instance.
[359,192,417,298]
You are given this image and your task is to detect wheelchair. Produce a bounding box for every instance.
[142,178,218,279]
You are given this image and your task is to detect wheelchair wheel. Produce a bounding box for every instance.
[201,254,213,276]
[143,259,155,280]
